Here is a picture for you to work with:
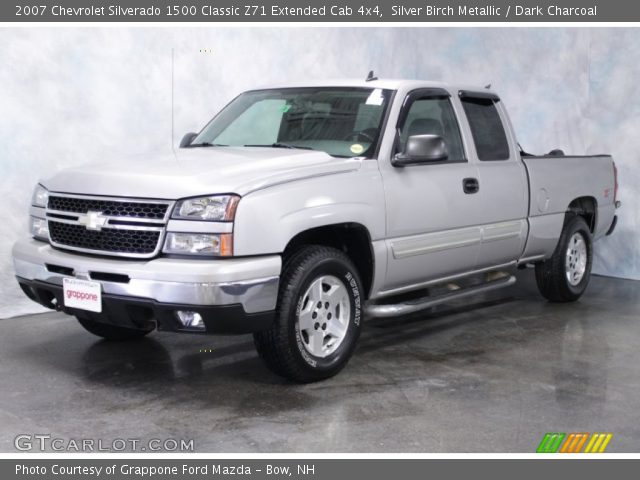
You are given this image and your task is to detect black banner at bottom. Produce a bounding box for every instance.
[2,459,639,480]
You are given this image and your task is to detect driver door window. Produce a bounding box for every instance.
[398,97,465,162]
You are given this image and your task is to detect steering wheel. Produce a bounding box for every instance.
[343,130,376,143]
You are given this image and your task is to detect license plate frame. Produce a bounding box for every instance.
[62,277,102,313]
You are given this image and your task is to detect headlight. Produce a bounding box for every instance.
[172,195,239,221]
[30,217,49,241]
[163,233,233,256]
[31,184,49,208]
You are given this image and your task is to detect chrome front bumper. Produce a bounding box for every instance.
[13,238,281,314]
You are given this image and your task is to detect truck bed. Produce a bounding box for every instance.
[519,153,617,261]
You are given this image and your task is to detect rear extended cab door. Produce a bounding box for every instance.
[456,91,529,269]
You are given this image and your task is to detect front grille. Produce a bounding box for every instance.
[49,222,161,255]
[48,196,168,220]
[45,194,172,258]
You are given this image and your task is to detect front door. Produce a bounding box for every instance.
[380,89,483,294]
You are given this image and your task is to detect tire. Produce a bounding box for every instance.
[76,316,153,341]
[535,215,593,302]
[254,245,364,383]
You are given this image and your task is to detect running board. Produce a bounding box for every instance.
[365,275,516,318]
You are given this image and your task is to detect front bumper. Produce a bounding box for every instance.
[13,238,281,334]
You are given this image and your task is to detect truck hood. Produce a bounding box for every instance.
[41,147,362,199]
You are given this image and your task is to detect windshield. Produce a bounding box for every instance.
[191,87,393,158]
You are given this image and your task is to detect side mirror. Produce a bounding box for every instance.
[179,132,198,148]
[392,134,448,167]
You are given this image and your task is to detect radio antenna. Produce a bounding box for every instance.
[171,48,176,155]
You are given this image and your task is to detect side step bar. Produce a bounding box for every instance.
[365,275,516,318]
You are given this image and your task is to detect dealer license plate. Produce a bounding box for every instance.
[63,277,102,313]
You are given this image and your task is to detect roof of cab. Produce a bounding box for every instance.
[253,78,499,97]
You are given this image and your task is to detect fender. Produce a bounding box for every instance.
[232,163,386,256]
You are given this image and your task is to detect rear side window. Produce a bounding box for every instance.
[461,97,510,161]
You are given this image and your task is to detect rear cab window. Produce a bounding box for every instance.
[460,93,510,161]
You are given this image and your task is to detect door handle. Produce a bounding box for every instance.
[463,177,479,194]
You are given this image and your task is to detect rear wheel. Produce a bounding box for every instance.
[76,316,153,341]
[254,245,363,383]
[535,215,593,302]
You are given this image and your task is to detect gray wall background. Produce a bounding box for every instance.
[0,27,638,318]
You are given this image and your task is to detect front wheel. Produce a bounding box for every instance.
[254,245,363,383]
[535,215,593,302]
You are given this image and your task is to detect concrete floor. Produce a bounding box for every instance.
[1,271,639,453]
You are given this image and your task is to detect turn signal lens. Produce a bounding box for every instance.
[30,217,49,241]
[163,233,233,256]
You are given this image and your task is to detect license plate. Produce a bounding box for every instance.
[63,277,102,313]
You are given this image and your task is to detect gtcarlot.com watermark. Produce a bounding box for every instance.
[15,434,194,452]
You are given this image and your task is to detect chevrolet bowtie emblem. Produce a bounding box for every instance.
[78,211,108,231]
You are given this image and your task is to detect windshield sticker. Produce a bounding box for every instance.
[365,89,384,106]
[350,144,365,154]
[281,104,292,113]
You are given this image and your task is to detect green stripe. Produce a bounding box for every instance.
[543,434,558,453]
[549,433,566,453]
[537,433,553,453]
[536,433,566,453]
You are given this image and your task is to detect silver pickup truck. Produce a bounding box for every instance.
[13,78,620,382]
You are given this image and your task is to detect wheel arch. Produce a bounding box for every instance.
[283,223,375,299]
[566,196,597,233]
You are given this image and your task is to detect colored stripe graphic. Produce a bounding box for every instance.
[537,433,565,453]
[598,433,613,453]
[574,433,590,453]
[566,433,589,453]
[536,433,553,453]
[584,433,599,452]
[537,432,613,453]
[560,433,576,453]
[584,433,613,453]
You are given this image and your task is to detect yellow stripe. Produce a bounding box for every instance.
[574,433,589,453]
[591,434,606,453]
[560,434,575,453]
[584,434,598,453]
[598,434,613,453]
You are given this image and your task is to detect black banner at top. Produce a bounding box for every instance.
[3,0,640,23]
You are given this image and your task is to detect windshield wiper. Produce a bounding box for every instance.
[244,143,315,151]
[188,142,228,148]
